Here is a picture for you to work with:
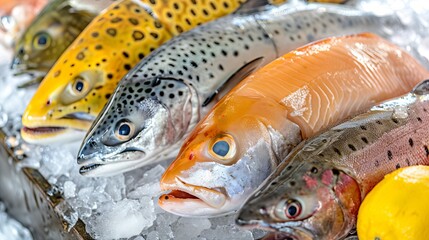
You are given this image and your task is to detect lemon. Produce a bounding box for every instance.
[357,165,429,240]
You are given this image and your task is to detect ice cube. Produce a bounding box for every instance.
[172,217,211,240]
[63,181,76,199]
[86,198,155,239]
[55,201,78,231]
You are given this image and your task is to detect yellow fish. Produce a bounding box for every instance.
[21,0,261,144]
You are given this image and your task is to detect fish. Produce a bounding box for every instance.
[10,0,114,84]
[158,33,429,217]
[0,0,48,49]
[235,79,429,240]
[20,0,256,144]
[76,3,405,177]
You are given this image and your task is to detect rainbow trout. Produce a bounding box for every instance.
[11,0,114,85]
[21,0,255,144]
[75,4,404,177]
[236,80,429,239]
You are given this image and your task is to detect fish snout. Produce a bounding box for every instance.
[77,138,103,164]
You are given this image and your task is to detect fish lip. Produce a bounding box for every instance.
[78,148,146,172]
[79,163,102,174]
[160,177,227,209]
[78,148,146,165]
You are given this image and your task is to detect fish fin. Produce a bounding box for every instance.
[412,79,429,96]
[202,57,264,107]
[233,0,275,14]
[17,76,44,88]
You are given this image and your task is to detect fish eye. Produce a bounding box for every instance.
[274,199,302,220]
[72,77,87,95]
[213,140,229,157]
[33,32,51,50]
[209,134,236,161]
[286,201,301,219]
[115,120,135,141]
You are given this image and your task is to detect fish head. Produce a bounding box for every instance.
[236,157,361,239]
[12,0,93,75]
[159,96,300,217]
[77,76,197,176]
[21,0,162,144]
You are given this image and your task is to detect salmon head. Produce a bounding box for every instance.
[235,142,361,239]
[21,0,172,144]
[21,0,251,144]
[159,95,302,217]
[11,0,96,78]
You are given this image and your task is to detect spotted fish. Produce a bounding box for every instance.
[11,0,114,85]
[236,80,429,239]
[158,33,429,217]
[20,0,257,144]
[77,4,406,177]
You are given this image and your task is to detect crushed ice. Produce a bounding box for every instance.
[0,202,33,240]
[1,0,429,239]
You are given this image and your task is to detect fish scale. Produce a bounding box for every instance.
[237,81,429,239]
[78,3,402,177]
[21,0,251,145]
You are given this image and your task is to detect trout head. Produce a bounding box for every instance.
[236,157,361,239]
[159,96,302,217]
[12,0,94,76]
[77,76,196,176]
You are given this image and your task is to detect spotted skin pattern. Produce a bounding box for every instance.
[21,0,248,144]
[77,4,403,176]
[237,83,429,239]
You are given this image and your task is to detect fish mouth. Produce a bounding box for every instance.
[78,149,146,177]
[21,113,95,144]
[159,177,228,217]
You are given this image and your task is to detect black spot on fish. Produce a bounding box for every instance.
[376,120,383,125]
[286,166,292,171]
[417,117,422,122]
[107,74,113,79]
[406,158,410,166]
[128,18,139,26]
[311,167,318,174]
[150,32,159,39]
[132,31,144,41]
[76,52,85,60]
[91,32,99,38]
[396,164,400,169]
[122,52,129,58]
[387,150,393,160]
[360,125,367,130]
[106,28,117,37]
[124,64,131,70]
[409,138,414,147]
[105,94,111,99]
[392,118,399,124]
[111,17,122,23]
[95,45,102,50]
[333,147,341,156]
[289,181,296,187]
[138,53,145,59]
[361,137,368,144]
[348,144,357,151]
[332,169,340,176]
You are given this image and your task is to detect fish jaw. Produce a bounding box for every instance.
[159,177,232,217]
[21,105,94,144]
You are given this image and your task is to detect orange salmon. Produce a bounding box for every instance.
[159,33,429,217]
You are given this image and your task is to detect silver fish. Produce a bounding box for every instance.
[236,80,429,239]
[77,3,403,176]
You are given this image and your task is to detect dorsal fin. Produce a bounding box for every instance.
[202,57,264,107]
[233,0,276,14]
[412,79,429,95]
